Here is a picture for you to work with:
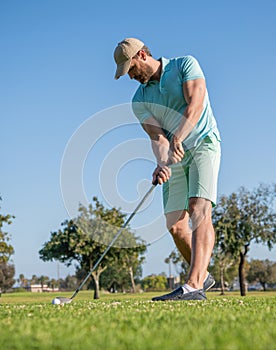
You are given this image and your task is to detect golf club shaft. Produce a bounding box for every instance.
[70,182,157,300]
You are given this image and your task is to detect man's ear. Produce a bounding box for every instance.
[137,50,147,61]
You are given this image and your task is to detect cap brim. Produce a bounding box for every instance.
[114,59,131,80]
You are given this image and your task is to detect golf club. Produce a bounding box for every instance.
[53,181,157,305]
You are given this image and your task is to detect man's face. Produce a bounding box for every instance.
[127,55,153,84]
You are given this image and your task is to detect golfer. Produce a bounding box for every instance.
[114,38,221,300]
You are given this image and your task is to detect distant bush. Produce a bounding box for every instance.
[141,274,167,291]
[12,287,27,293]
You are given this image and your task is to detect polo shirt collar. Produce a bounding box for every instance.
[160,57,170,75]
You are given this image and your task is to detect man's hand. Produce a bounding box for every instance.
[168,135,185,164]
[152,165,172,185]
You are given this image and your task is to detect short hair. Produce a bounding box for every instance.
[134,45,152,57]
[141,45,152,56]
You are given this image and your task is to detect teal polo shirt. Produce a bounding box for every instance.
[132,56,221,151]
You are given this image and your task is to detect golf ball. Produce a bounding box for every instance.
[52,298,61,305]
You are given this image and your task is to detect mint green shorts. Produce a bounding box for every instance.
[163,134,221,213]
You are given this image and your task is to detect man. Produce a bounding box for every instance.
[113,38,221,301]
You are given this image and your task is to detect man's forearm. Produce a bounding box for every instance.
[151,134,170,166]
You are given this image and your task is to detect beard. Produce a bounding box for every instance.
[135,64,155,84]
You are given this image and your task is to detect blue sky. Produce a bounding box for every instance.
[1,0,276,280]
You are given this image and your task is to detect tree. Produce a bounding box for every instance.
[39,198,146,299]
[212,227,238,295]
[0,198,15,263]
[165,249,189,285]
[213,184,276,296]
[59,275,78,291]
[100,264,130,292]
[17,273,28,288]
[141,274,167,291]
[0,262,15,292]
[208,256,240,293]
[247,259,276,291]
[101,245,146,293]
[37,275,50,290]
[30,275,39,285]
[48,278,59,290]
[0,198,15,292]
[270,263,276,289]
[115,245,146,292]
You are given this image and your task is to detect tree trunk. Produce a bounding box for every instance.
[220,263,225,295]
[239,246,249,296]
[91,266,107,299]
[129,266,136,293]
[91,270,100,299]
[94,279,100,299]
[261,282,266,291]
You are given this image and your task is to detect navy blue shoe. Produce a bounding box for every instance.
[203,274,215,291]
[152,287,206,301]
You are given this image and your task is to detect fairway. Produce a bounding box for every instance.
[0,292,275,350]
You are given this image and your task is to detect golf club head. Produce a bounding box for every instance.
[55,297,72,304]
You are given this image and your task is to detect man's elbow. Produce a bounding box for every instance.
[149,133,165,142]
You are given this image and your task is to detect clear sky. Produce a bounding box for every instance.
[1,0,275,280]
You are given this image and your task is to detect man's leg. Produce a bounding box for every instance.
[165,208,211,283]
[186,197,215,289]
[152,198,215,301]
[165,210,192,264]
[152,136,220,301]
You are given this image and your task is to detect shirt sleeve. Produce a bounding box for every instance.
[132,87,152,124]
[179,56,205,83]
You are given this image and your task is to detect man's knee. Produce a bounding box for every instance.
[168,222,180,236]
[167,221,191,239]
[166,211,188,235]
[188,198,212,229]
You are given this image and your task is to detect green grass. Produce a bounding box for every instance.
[0,291,276,350]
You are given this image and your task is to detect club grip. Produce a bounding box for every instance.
[152,178,159,186]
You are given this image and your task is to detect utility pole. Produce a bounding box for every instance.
[57,262,60,280]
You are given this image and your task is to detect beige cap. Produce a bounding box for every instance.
[114,38,144,79]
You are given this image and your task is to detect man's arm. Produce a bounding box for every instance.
[170,78,206,153]
[142,117,183,184]
[142,117,170,166]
